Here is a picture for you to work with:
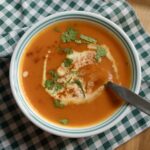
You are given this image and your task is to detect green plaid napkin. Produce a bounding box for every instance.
[0,0,150,149]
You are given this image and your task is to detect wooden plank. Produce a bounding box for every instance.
[117,128,150,150]
[128,0,150,33]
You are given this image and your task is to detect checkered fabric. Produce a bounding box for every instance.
[0,0,150,149]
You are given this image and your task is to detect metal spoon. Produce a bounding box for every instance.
[105,81,150,115]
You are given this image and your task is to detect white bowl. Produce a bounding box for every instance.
[10,11,141,138]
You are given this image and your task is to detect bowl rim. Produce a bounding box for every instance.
[10,11,141,138]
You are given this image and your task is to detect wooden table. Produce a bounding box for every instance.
[117,0,150,150]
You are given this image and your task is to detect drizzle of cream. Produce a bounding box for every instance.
[23,71,29,78]
[88,44,119,79]
[62,85,104,105]
[104,45,119,80]
[42,54,48,87]
[42,45,118,105]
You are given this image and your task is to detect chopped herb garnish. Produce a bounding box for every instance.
[74,80,85,98]
[45,80,63,92]
[71,71,78,74]
[61,27,77,43]
[54,99,64,108]
[95,46,107,62]
[45,70,63,91]
[64,58,73,67]
[63,48,73,54]
[80,34,97,43]
[45,80,55,90]
[57,47,73,54]
[49,70,59,81]
[54,83,63,91]
[66,77,72,85]
[59,119,69,125]
[75,39,82,44]
[54,27,61,33]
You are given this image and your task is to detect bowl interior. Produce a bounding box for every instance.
[10,11,141,137]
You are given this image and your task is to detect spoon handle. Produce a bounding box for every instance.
[106,82,150,115]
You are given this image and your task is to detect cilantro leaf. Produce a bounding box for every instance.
[54,83,63,92]
[45,80,55,90]
[74,79,85,98]
[80,34,97,43]
[95,46,107,62]
[57,47,73,55]
[63,48,73,54]
[65,77,72,86]
[59,119,69,125]
[75,39,82,44]
[45,70,63,91]
[49,70,59,81]
[64,58,73,67]
[45,80,63,92]
[54,99,64,108]
[61,27,77,43]
[71,71,78,74]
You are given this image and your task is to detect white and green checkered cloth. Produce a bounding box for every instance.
[0,0,150,149]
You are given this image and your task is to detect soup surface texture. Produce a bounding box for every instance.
[19,20,131,127]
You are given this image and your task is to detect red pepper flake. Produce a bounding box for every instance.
[26,52,33,57]
[34,57,40,63]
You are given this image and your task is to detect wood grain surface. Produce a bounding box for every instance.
[117,0,150,150]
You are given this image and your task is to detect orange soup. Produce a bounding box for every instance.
[19,20,131,127]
